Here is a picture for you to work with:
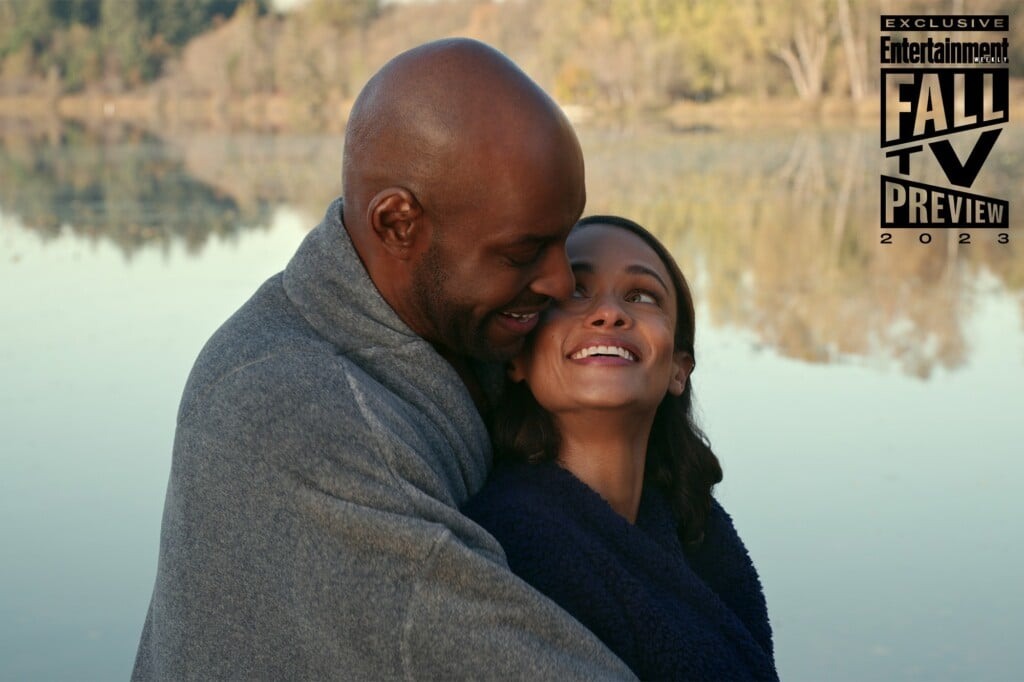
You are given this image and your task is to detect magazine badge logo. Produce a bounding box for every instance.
[880,14,1010,245]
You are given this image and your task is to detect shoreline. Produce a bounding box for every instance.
[3,79,1022,134]
[0,91,885,133]
[0,91,352,134]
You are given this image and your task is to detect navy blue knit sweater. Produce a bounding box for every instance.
[463,461,778,681]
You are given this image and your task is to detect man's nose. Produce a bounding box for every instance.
[529,246,574,302]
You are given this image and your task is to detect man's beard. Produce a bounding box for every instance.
[412,242,511,362]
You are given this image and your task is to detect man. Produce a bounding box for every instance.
[134,39,634,679]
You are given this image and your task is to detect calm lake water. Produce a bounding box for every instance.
[1,121,1022,681]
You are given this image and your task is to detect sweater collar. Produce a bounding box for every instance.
[281,197,504,408]
[281,197,506,500]
[282,197,418,352]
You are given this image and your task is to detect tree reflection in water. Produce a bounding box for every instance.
[0,122,271,257]
[579,124,1022,379]
[1,121,1020,377]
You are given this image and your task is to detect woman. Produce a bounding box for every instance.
[464,216,778,680]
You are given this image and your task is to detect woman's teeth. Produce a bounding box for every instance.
[570,345,637,361]
[504,312,537,321]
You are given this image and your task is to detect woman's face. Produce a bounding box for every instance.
[510,224,693,416]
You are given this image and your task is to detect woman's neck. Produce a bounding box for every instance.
[554,411,654,523]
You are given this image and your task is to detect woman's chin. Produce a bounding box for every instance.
[555,391,663,416]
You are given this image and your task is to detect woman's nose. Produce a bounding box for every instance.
[586,297,630,328]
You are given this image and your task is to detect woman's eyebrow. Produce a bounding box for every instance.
[625,264,669,291]
[571,260,669,291]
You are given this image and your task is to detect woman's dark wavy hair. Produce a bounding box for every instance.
[489,215,723,546]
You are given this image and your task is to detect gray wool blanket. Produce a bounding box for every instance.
[133,197,633,680]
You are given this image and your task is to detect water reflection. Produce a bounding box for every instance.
[1,121,1020,377]
[580,124,1023,378]
[0,122,272,257]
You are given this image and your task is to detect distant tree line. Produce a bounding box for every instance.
[525,0,1023,107]
[1,0,1021,109]
[0,0,268,92]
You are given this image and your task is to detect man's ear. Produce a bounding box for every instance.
[368,188,425,259]
[668,352,695,397]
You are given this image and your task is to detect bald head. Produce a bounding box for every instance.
[341,38,585,365]
[342,38,584,232]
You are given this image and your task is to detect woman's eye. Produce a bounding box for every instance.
[571,285,588,299]
[626,290,658,305]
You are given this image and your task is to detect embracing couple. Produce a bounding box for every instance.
[134,39,777,681]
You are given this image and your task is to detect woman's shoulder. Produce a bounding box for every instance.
[703,497,748,548]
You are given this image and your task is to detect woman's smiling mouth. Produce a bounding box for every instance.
[568,344,639,362]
